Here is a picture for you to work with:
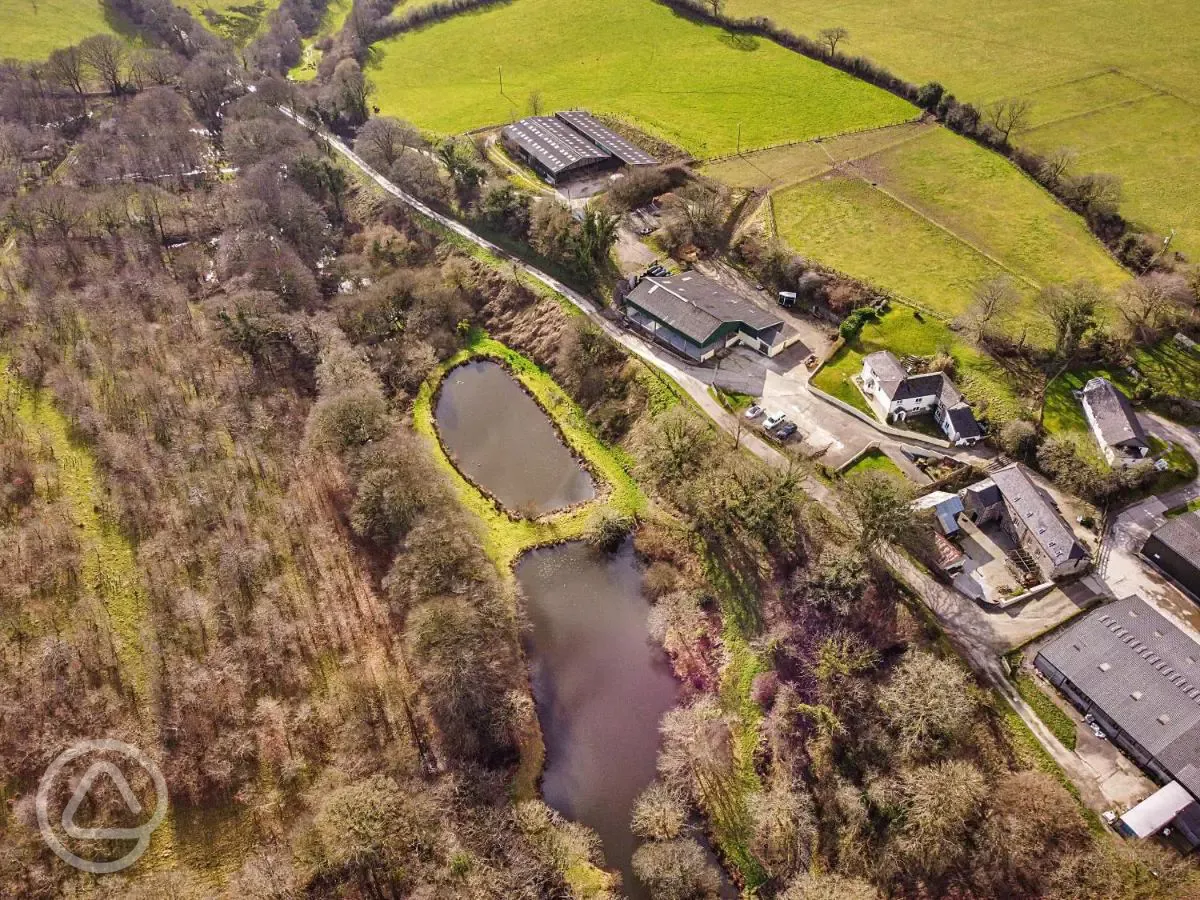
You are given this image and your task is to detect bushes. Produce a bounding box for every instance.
[604,164,688,213]
[585,507,636,551]
[839,306,878,339]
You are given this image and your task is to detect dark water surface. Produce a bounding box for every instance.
[516,540,681,900]
[434,360,595,516]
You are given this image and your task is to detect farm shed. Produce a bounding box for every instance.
[500,111,656,184]
[1035,596,1200,816]
[623,273,800,363]
[1142,511,1200,601]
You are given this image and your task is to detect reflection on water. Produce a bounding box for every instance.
[517,540,680,900]
[434,360,594,516]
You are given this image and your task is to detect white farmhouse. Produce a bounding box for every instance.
[1080,377,1150,468]
[860,351,983,446]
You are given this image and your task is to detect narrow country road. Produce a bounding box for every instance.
[278,107,836,491]
[283,107,1119,805]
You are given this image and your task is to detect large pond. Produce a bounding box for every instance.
[434,360,595,516]
[518,540,681,900]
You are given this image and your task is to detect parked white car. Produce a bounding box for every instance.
[744,404,764,419]
[763,411,787,430]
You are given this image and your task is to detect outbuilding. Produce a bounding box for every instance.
[500,110,656,184]
[1080,377,1150,468]
[623,273,801,363]
[1142,511,1200,601]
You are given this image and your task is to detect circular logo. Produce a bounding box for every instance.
[36,739,168,874]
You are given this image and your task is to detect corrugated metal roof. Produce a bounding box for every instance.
[625,274,783,346]
[555,110,657,166]
[1038,595,1200,797]
[501,116,610,175]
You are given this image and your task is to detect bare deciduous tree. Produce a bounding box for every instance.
[354,116,423,172]
[79,34,127,96]
[879,650,980,757]
[819,26,849,55]
[962,274,1019,341]
[1038,146,1077,186]
[46,46,86,95]
[1119,273,1191,345]
[984,97,1033,144]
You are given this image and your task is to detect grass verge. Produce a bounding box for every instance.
[1013,673,1078,750]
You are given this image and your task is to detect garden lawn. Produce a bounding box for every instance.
[772,126,1128,341]
[812,308,1027,423]
[726,0,1200,257]
[0,0,136,58]
[364,0,917,158]
[842,448,905,481]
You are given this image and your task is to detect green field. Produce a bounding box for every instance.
[727,0,1200,257]
[702,119,932,189]
[768,125,1128,338]
[0,0,135,58]
[364,0,917,158]
[812,308,1027,423]
[288,0,352,81]
[181,0,279,45]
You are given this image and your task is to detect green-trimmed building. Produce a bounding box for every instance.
[622,273,799,363]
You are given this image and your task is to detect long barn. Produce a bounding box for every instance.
[501,110,656,184]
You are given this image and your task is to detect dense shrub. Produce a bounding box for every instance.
[839,306,878,339]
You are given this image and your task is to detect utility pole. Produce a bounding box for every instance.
[498,66,504,96]
[737,123,741,156]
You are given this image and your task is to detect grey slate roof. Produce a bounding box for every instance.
[554,111,657,166]
[1149,511,1200,561]
[944,403,984,439]
[863,351,982,438]
[1038,595,1200,798]
[502,116,610,176]
[1082,377,1148,450]
[991,463,1088,565]
[863,351,911,400]
[625,274,783,346]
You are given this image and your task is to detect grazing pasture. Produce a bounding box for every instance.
[0,0,134,58]
[364,0,917,158]
[766,125,1127,338]
[726,0,1200,256]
